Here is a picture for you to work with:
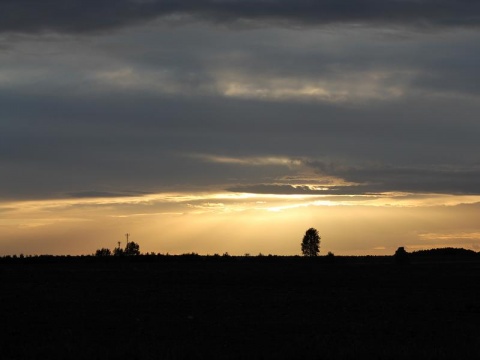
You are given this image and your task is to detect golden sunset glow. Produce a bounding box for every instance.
[2,189,479,256]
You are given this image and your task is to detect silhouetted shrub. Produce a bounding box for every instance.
[411,247,477,259]
[180,252,200,258]
[95,248,112,257]
[113,247,124,256]
[325,251,336,263]
[394,247,410,265]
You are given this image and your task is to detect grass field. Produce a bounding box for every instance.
[1,256,479,359]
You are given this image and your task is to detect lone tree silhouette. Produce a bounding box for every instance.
[301,228,321,257]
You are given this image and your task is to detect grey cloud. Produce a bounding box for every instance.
[226,184,376,196]
[67,190,149,198]
[4,23,480,103]
[227,164,480,196]
[2,20,480,201]
[1,0,480,35]
[304,161,480,195]
[2,84,480,200]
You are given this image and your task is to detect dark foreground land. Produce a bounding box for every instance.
[1,256,480,359]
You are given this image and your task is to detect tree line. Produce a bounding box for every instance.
[94,228,322,258]
[87,227,479,261]
[95,240,140,257]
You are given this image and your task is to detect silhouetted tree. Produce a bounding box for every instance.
[95,248,112,257]
[394,246,410,264]
[301,228,321,257]
[124,241,140,256]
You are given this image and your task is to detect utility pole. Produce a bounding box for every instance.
[125,233,130,245]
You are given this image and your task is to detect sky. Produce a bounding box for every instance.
[1,0,480,256]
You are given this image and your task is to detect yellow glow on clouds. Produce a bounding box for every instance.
[217,70,408,102]
[1,190,480,256]
[92,66,409,103]
[190,154,303,167]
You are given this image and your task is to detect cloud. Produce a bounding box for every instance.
[1,85,479,200]
[67,190,150,198]
[223,158,480,196]
[1,13,480,203]
[3,22,480,103]
[418,231,480,241]
[304,161,480,195]
[226,184,374,196]
[192,154,302,167]
[1,0,480,35]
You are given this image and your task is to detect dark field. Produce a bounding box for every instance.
[1,257,480,359]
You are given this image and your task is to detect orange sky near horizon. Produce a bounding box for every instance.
[2,191,479,256]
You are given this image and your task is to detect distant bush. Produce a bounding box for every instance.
[411,247,477,258]
[180,252,200,259]
[96,240,141,257]
[394,247,410,265]
[113,247,124,256]
[325,251,336,263]
[95,248,112,257]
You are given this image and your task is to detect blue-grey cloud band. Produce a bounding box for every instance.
[2,91,480,199]
[1,0,480,34]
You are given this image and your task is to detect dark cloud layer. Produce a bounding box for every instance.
[305,162,480,195]
[2,85,479,200]
[226,184,374,196]
[1,4,480,203]
[1,0,480,34]
[227,163,480,196]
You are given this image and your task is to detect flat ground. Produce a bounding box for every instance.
[1,257,479,359]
